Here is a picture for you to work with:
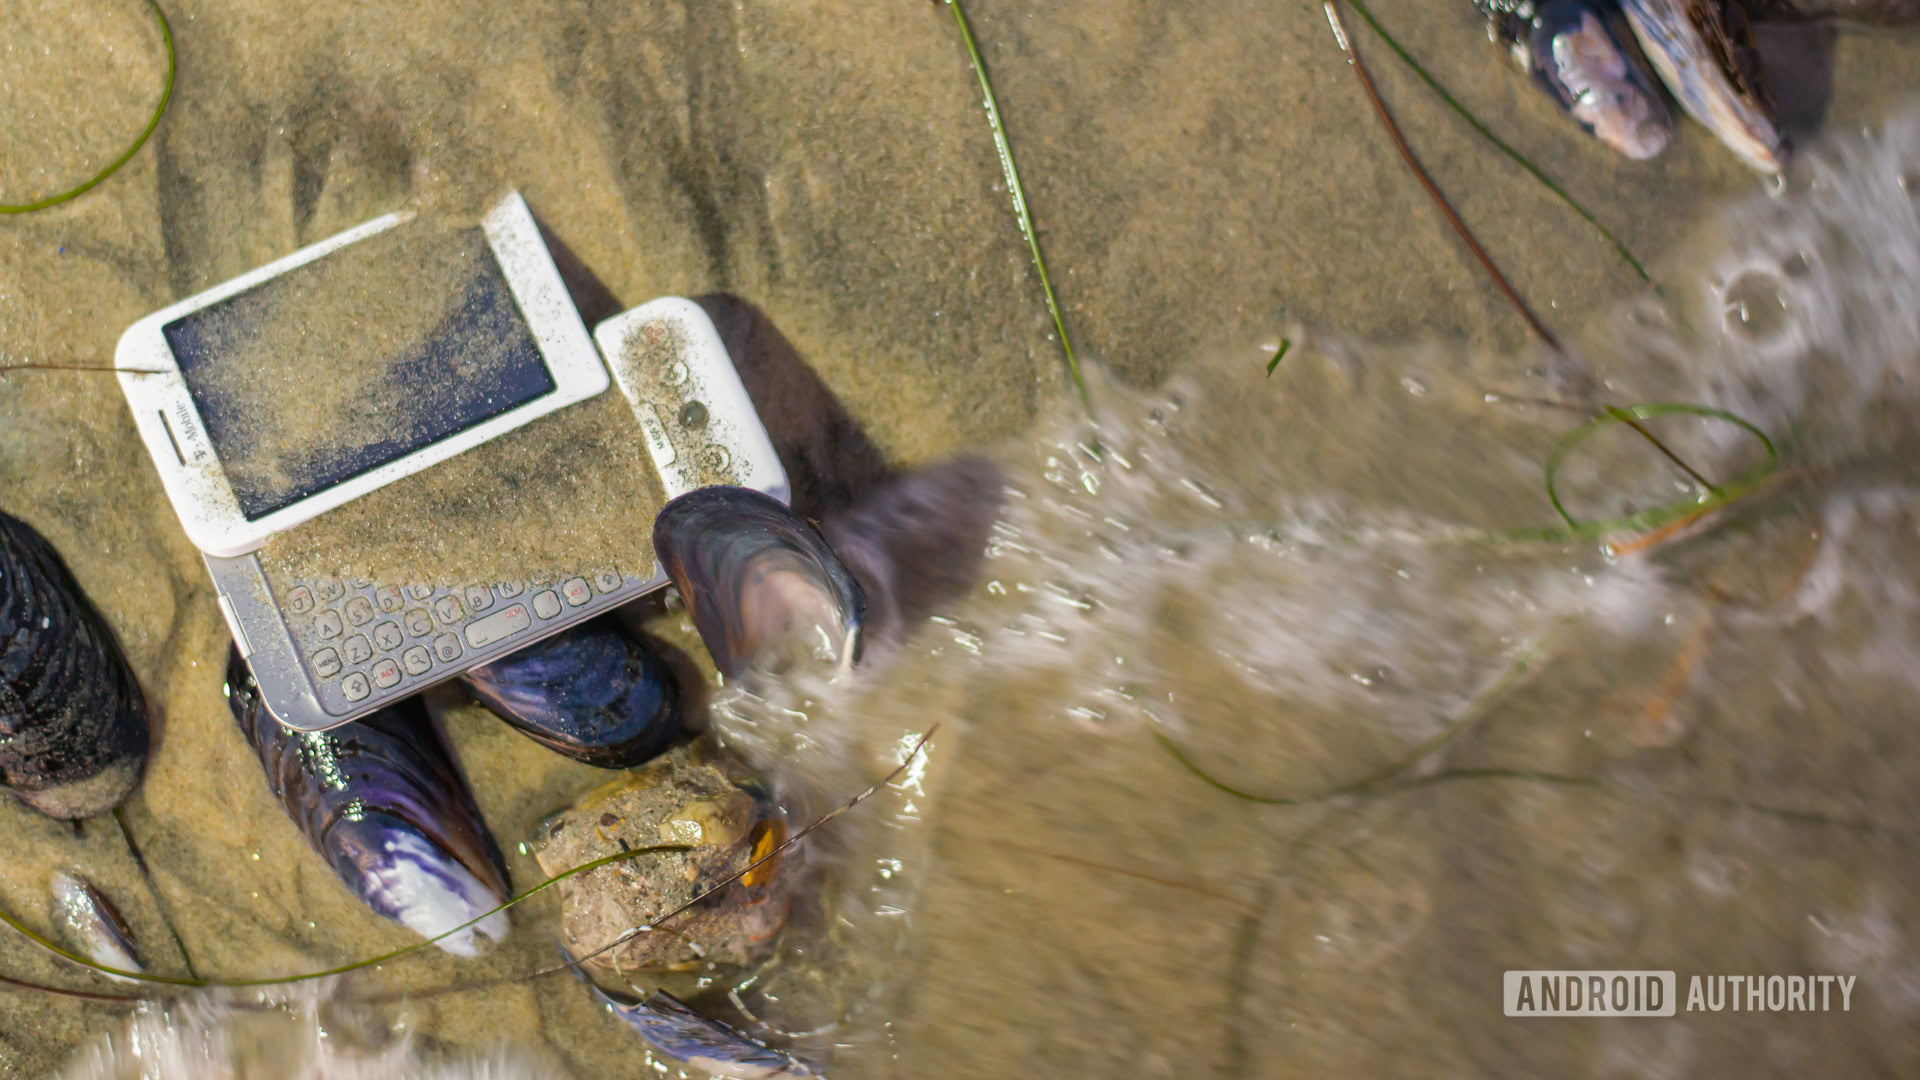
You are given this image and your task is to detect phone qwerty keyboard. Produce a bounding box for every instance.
[283,572,631,707]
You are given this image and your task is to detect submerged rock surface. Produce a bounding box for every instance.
[534,737,791,975]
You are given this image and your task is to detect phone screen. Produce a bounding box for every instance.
[164,222,557,520]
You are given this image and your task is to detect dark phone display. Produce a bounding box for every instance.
[165,224,556,520]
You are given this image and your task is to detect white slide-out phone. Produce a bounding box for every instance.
[116,193,786,731]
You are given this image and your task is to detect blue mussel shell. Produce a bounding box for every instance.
[653,486,865,680]
[227,649,512,955]
[594,986,820,1079]
[461,616,681,769]
[0,510,148,820]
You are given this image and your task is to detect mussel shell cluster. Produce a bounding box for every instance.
[1491,0,1920,171]
[0,510,149,820]
[462,616,681,768]
[227,648,512,955]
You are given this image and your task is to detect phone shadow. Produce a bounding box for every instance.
[695,294,1004,646]
[540,215,1002,647]
[539,220,897,521]
[691,294,893,522]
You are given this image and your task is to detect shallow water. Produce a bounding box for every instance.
[3,1,1920,1077]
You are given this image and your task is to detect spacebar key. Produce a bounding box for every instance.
[465,603,532,648]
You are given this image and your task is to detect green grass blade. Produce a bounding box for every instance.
[1159,629,1558,804]
[0,843,692,989]
[1341,0,1651,284]
[945,0,1090,412]
[1544,402,1776,530]
[1,0,175,214]
[1264,338,1292,378]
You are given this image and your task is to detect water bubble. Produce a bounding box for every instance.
[1722,271,1791,342]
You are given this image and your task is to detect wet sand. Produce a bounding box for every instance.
[2,1,1919,1076]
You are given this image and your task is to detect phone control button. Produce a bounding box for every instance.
[406,583,434,600]
[311,648,341,679]
[287,586,315,615]
[373,621,403,651]
[371,659,402,689]
[344,597,374,626]
[593,571,622,594]
[432,633,462,663]
[341,672,371,702]
[532,590,561,619]
[402,645,432,675]
[217,594,251,658]
[314,611,343,639]
[374,586,404,612]
[343,634,372,665]
[561,578,592,607]
[404,608,433,637]
[465,586,494,613]
[317,580,346,603]
[496,582,524,599]
[465,603,532,649]
[699,445,731,473]
[433,595,466,624]
[635,402,677,470]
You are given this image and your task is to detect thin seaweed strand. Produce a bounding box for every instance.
[0,0,175,214]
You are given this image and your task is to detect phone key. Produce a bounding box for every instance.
[433,594,466,624]
[465,603,531,648]
[373,621,403,651]
[432,632,462,663]
[343,634,372,665]
[317,580,346,603]
[341,672,371,702]
[496,582,524,599]
[593,571,622,594]
[374,585,404,612]
[465,585,494,613]
[532,590,561,619]
[561,578,592,607]
[371,658,402,689]
[404,608,433,637]
[287,586,315,615]
[314,611,343,639]
[344,596,375,626]
[699,445,731,473]
[402,645,432,675]
[406,583,434,600]
[311,648,341,678]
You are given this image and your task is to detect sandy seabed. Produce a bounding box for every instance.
[3,1,1920,1077]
